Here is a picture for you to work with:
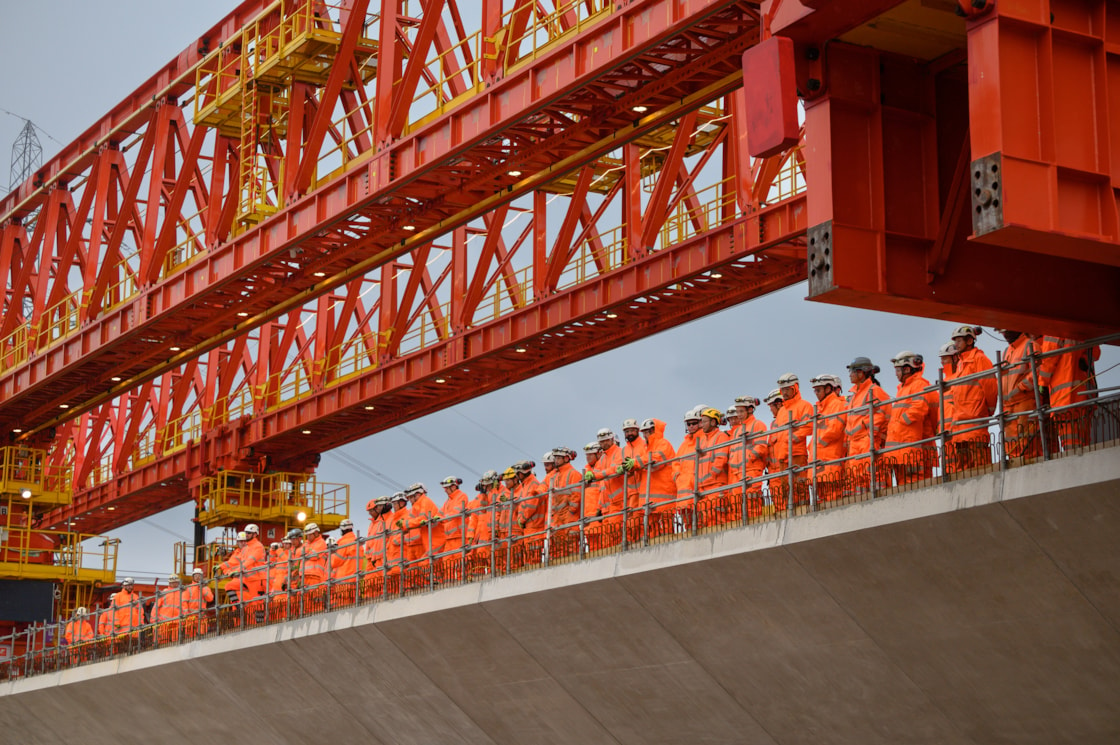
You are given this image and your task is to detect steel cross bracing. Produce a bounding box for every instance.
[0,0,761,439]
[38,97,808,533]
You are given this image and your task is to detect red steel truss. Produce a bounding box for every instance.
[7,0,1120,540]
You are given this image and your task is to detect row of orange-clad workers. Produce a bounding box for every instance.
[61,574,215,644]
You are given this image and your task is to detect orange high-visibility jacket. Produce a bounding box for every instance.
[364,515,392,569]
[97,608,113,636]
[387,506,409,565]
[772,386,814,462]
[513,473,547,532]
[637,419,678,504]
[268,548,290,592]
[155,587,184,622]
[591,443,625,516]
[727,416,768,484]
[111,589,143,633]
[405,494,446,556]
[620,437,650,508]
[440,488,472,548]
[1041,336,1100,408]
[696,428,730,492]
[845,379,890,456]
[239,538,267,594]
[181,582,214,615]
[813,392,847,463]
[887,375,930,447]
[329,531,359,580]
[949,346,997,440]
[300,535,330,583]
[673,432,697,493]
[549,463,584,528]
[63,618,95,644]
[1001,335,1039,412]
[467,494,495,545]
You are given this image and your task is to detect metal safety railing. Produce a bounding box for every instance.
[4,334,1117,681]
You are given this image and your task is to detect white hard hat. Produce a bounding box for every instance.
[938,342,957,358]
[891,350,924,369]
[270,542,282,550]
[683,408,701,423]
[168,574,181,584]
[951,324,979,340]
[621,418,639,430]
[191,568,204,576]
[304,522,320,533]
[640,418,656,431]
[583,441,602,453]
[734,396,760,408]
[122,577,135,585]
[764,389,783,405]
[340,518,354,530]
[76,607,88,616]
[405,482,425,495]
[236,531,248,541]
[596,427,615,441]
[244,523,259,535]
[776,372,799,386]
[542,451,556,463]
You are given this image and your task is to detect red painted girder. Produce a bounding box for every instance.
[2,0,758,436]
[0,0,270,224]
[44,194,807,532]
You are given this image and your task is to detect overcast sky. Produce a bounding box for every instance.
[2,1,1116,580]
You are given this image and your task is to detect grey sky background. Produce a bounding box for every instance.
[2,1,1116,580]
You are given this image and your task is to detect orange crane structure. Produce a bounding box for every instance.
[0,0,1118,624]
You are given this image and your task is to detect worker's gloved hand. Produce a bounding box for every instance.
[623,457,636,472]
[615,465,625,475]
[395,519,405,529]
[695,444,704,455]
[583,471,594,483]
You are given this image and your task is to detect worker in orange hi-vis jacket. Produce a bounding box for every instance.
[936,342,958,433]
[220,526,265,603]
[726,396,768,517]
[886,351,932,486]
[97,597,115,637]
[402,483,446,561]
[111,577,144,635]
[808,375,847,502]
[843,357,891,492]
[770,373,814,507]
[1037,334,1099,450]
[579,443,605,551]
[998,330,1046,460]
[694,407,731,525]
[548,447,584,558]
[636,418,677,537]
[946,325,997,472]
[181,568,215,638]
[724,406,741,436]
[438,477,472,555]
[510,460,546,565]
[383,493,409,590]
[63,606,96,666]
[589,428,625,548]
[764,389,788,511]
[299,522,330,588]
[154,574,186,644]
[617,419,651,541]
[466,471,498,573]
[329,519,360,604]
[673,408,703,498]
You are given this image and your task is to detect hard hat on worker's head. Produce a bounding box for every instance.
[374,495,392,506]
[725,406,738,419]
[514,460,535,473]
[846,356,877,373]
[776,372,799,387]
[405,482,425,496]
[270,542,281,551]
[366,498,379,511]
[938,342,957,358]
[764,389,783,405]
[683,408,701,424]
[640,418,656,432]
[481,469,499,484]
[192,568,204,576]
[340,518,354,531]
[951,324,979,340]
[701,407,722,423]
[287,528,304,540]
[542,451,556,464]
[244,523,259,535]
[304,522,320,534]
[75,607,88,617]
[550,447,568,461]
[122,577,134,586]
[168,574,181,585]
[391,491,407,503]
[596,427,615,441]
[440,476,463,488]
[236,531,248,542]
[502,467,518,480]
[891,350,924,370]
[734,395,760,409]
[583,441,602,454]
[621,418,639,431]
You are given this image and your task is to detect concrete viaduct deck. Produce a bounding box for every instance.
[2,447,1119,745]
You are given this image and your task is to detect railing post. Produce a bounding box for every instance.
[810,411,819,509]
[1028,345,1051,461]
[740,429,750,524]
[938,368,950,483]
[786,419,795,516]
[578,478,587,557]
[691,447,700,535]
[995,351,1007,470]
[427,520,435,590]
[620,469,629,551]
[869,397,878,499]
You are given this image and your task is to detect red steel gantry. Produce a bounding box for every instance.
[1,0,1119,544]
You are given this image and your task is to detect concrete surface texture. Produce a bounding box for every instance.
[2,447,1119,744]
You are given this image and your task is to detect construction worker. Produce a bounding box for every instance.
[548,448,583,558]
[886,352,932,486]
[542,451,557,480]
[63,606,95,666]
[181,568,214,638]
[580,442,605,550]
[763,389,788,509]
[1038,335,1100,449]
[438,477,471,582]
[361,497,393,599]
[637,418,677,537]
[492,468,519,570]
[695,407,730,524]
[510,460,546,565]
[111,577,143,648]
[947,325,997,472]
[220,527,265,604]
[620,419,649,517]
[999,330,1045,461]
[808,375,847,502]
[401,483,445,563]
[329,519,360,605]
[724,406,740,434]
[385,493,409,592]
[673,407,703,498]
[844,357,891,491]
[466,472,498,574]
[153,575,185,644]
[728,397,769,518]
[936,342,958,435]
[771,373,814,506]
[589,428,625,547]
